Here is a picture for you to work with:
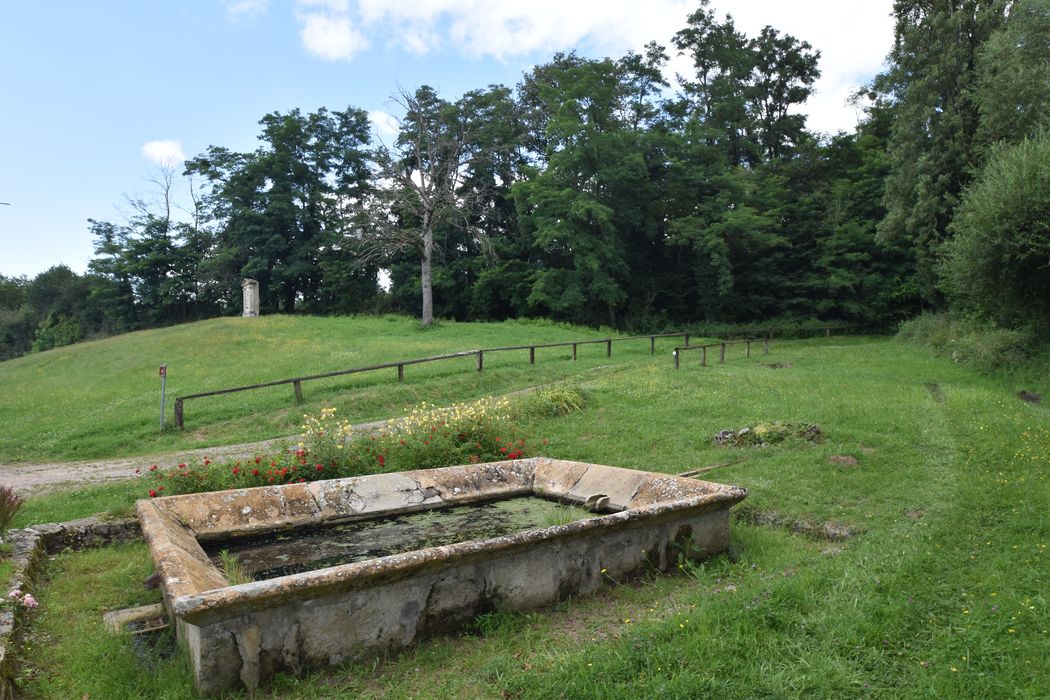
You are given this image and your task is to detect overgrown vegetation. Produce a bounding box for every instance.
[898,313,1033,373]
[217,549,252,586]
[140,397,538,497]
[0,485,24,535]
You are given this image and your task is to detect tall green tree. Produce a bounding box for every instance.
[513,50,667,326]
[187,106,374,313]
[975,0,1050,147]
[876,0,1009,302]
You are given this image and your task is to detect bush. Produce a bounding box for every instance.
[514,385,586,419]
[898,313,1033,372]
[30,313,83,353]
[140,397,541,497]
[0,486,24,533]
[943,131,1050,330]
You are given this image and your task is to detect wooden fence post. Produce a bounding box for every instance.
[293,380,304,404]
[529,346,535,365]
[650,336,655,354]
[764,337,770,355]
[684,333,690,346]
[719,343,726,363]
[746,340,751,357]
[825,328,831,338]
[397,364,404,382]
[673,349,679,370]
[174,399,184,430]
[476,350,484,372]
[606,339,612,357]
[701,346,707,366]
[572,343,577,361]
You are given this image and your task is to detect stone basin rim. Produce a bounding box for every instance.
[172,489,745,625]
[138,457,747,627]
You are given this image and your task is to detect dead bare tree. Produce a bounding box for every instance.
[362,85,488,326]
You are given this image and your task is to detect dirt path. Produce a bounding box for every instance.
[0,419,389,495]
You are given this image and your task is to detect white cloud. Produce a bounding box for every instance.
[141,140,186,167]
[298,10,369,61]
[225,0,268,18]
[289,1,894,132]
[368,110,399,140]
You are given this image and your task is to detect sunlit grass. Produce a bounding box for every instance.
[0,315,648,463]
[10,334,1050,698]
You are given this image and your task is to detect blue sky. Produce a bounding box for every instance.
[0,1,894,278]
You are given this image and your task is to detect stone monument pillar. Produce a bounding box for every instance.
[241,278,259,318]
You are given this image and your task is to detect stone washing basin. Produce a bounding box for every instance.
[137,457,746,695]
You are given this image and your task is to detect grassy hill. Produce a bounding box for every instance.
[0,314,672,463]
[14,334,1050,697]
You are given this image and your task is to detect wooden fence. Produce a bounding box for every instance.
[671,337,768,369]
[171,324,870,429]
[173,332,693,429]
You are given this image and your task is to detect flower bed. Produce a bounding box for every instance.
[140,397,543,498]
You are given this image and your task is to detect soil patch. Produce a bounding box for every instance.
[925,382,945,403]
[734,506,860,541]
[1019,390,1043,404]
[828,455,860,468]
[763,362,793,369]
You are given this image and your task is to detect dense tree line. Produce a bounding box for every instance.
[3,0,1048,360]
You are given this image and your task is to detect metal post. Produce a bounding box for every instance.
[159,364,167,431]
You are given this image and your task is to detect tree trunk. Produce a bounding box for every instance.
[421,221,434,326]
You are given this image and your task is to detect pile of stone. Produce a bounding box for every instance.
[713,422,823,447]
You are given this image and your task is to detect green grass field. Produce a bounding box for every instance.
[0,315,659,463]
[6,321,1050,698]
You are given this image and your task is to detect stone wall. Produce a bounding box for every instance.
[0,517,141,699]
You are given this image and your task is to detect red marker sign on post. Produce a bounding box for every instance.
[159,364,168,431]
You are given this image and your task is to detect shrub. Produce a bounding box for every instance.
[0,486,24,533]
[898,313,1033,372]
[943,130,1050,330]
[30,314,83,353]
[514,385,586,419]
[140,397,540,497]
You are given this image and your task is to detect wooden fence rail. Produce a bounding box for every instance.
[671,337,768,370]
[171,324,869,429]
[173,332,695,430]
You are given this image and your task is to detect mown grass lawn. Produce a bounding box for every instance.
[13,335,1050,698]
